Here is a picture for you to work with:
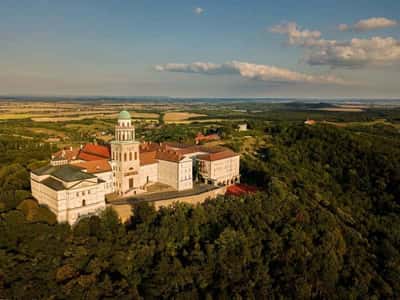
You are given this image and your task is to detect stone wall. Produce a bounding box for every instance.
[152,185,226,210]
[110,186,227,223]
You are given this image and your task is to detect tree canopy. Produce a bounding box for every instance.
[1,123,400,299]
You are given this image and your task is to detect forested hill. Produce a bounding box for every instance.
[1,124,400,299]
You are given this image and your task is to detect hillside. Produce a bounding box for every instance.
[1,124,399,299]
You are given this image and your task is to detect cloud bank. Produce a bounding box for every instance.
[156,61,348,85]
[339,17,397,32]
[270,22,400,68]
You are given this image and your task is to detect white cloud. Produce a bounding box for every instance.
[307,37,400,67]
[338,24,349,32]
[339,17,397,32]
[270,22,321,46]
[155,61,348,85]
[194,7,204,15]
[271,21,400,68]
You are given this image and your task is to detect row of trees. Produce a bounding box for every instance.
[0,135,55,213]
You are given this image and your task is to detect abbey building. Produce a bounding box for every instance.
[31,111,240,224]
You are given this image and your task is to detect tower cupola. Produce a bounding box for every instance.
[115,110,135,141]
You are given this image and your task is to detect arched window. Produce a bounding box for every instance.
[124,153,127,161]
[129,152,132,160]
[134,152,137,160]
[119,152,122,161]
[82,199,86,207]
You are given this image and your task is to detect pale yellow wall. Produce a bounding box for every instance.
[158,160,179,189]
[153,186,226,209]
[177,158,193,191]
[210,156,240,183]
[31,178,59,214]
[139,163,159,186]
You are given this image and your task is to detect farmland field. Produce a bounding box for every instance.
[164,112,207,122]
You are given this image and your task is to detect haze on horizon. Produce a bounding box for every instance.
[1,0,399,98]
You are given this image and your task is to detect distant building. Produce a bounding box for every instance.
[304,119,316,125]
[31,111,240,224]
[195,132,220,144]
[50,147,80,166]
[238,123,248,131]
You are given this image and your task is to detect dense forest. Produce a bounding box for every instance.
[1,123,400,299]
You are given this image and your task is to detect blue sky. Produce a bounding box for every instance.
[1,0,399,98]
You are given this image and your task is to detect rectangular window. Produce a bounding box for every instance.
[129,178,134,188]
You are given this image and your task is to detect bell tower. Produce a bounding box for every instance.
[111,110,140,196]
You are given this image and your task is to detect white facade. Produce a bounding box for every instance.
[198,155,240,185]
[30,166,106,225]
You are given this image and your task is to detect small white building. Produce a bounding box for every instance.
[238,123,248,132]
[31,164,107,225]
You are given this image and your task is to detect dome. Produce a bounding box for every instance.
[118,110,131,120]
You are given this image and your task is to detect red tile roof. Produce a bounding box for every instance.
[226,184,258,196]
[77,152,107,162]
[81,144,110,159]
[140,142,161,153]
[140,151,158,166]
[304,119,316,125]
[156,150,185,163]
[75,160,111,174]
[195,133,220,144]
